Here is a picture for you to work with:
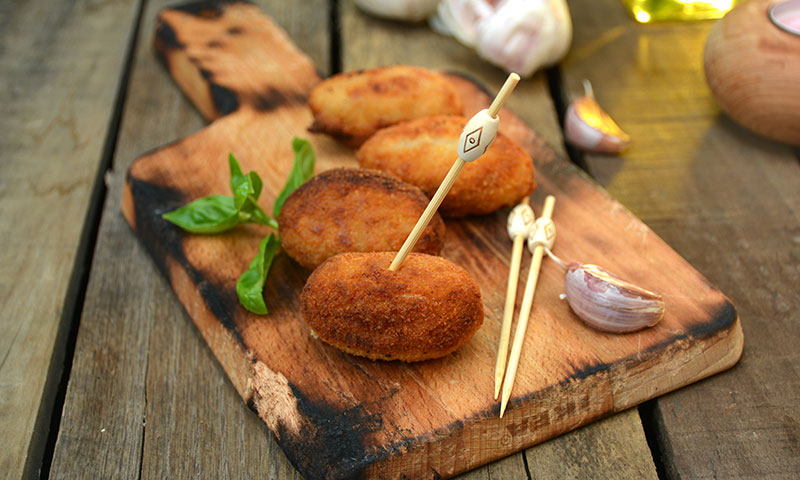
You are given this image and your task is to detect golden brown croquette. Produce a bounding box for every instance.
[278,168,445,269]
[308,65,463,147]
[357,115,536,217]
[301,252,483,362]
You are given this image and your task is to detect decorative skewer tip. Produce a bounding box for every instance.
[390,74,521,271]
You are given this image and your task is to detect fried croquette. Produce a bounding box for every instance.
[308,65,463,147]
[356,115,536,217]
[278,168,445,269]
[301,252,483,362]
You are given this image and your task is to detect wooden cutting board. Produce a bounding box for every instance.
[122,2,743,479]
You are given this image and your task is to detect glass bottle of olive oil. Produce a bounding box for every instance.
[622,0,744,23]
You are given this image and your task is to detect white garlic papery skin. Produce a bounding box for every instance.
[355,0,440,21]
[564,81,631,154]
[431,0,572,77]
[429,0,497,47]
[475,0,572,77]
[564,263,665,333]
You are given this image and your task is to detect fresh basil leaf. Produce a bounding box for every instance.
[236,233,280,314]
[230,154,270,226]
[249,205,279,229]
[237,174,264,214]
[229,152,245,184]
[272,137,316,219]
[230,154,255,210]
[162,195,240,234]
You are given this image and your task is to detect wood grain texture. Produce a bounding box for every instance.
[118,2,742,479]
[49,0,326,478]
[560,0,800,477]
[0,0,140,477]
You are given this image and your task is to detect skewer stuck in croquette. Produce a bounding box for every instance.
[278,168,445,269]
[301,252,484,362]
[357,115,536,217]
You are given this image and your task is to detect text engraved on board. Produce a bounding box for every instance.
[463,126,484,153]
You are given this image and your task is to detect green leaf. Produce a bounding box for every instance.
[272,137,316,219]
[163,149,290,235]
[249,205,279,229]
[162,195,240,234]
[230,154,264,211]
[229,152,245,190]
[236,233,281,314]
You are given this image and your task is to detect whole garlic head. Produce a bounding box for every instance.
[355,0,440,22]
[476,0,572,77]
[430,0,498,47]
[431,0,572,77]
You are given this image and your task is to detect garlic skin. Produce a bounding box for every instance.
[355,0,440,22]
[564,263,665,333]
[430,0,497,47]
[431,0,572,77]
[475,0,572,77]
[564,80,631,154]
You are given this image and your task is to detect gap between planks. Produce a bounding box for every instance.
[37,0,147,477]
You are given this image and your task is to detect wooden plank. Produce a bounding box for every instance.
[49,0,328,478]
[0,0,140,477]
[120,2,740,478]
[341,4,657,479]
[559,0,800,477]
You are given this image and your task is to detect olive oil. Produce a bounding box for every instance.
[622,0,744,23]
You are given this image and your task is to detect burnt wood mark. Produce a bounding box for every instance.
[126,175,247,347]
[276,383,387,480]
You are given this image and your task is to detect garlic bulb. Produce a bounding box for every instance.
[355,0,440,22]
[475,0,572,77]
[431,0,572,77]
[563,263,665,333]
[429,0,496,47]
[564,80,631,154]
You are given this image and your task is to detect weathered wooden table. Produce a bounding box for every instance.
[2,0,798,478]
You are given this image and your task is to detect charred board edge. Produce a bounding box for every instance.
[365,306,742,478]
[154,1,312,122]
[123,174,247,348]
[153,1,250,120]
[238,301,742,479]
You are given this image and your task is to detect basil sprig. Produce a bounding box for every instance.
[237,138,316,314]
[273,137,316,219]
[236,233,280,314]
[161,140,316,315]
[162,153,278,233]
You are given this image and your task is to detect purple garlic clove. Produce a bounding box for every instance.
[564,263,665,333]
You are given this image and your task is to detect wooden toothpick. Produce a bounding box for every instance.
[494,197,534,399]
[500,195,556,417]
[389,73,521,271]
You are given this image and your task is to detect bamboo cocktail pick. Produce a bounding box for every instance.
[494,197,535,399]
[500,195,556,417]
[389,72,521,271]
